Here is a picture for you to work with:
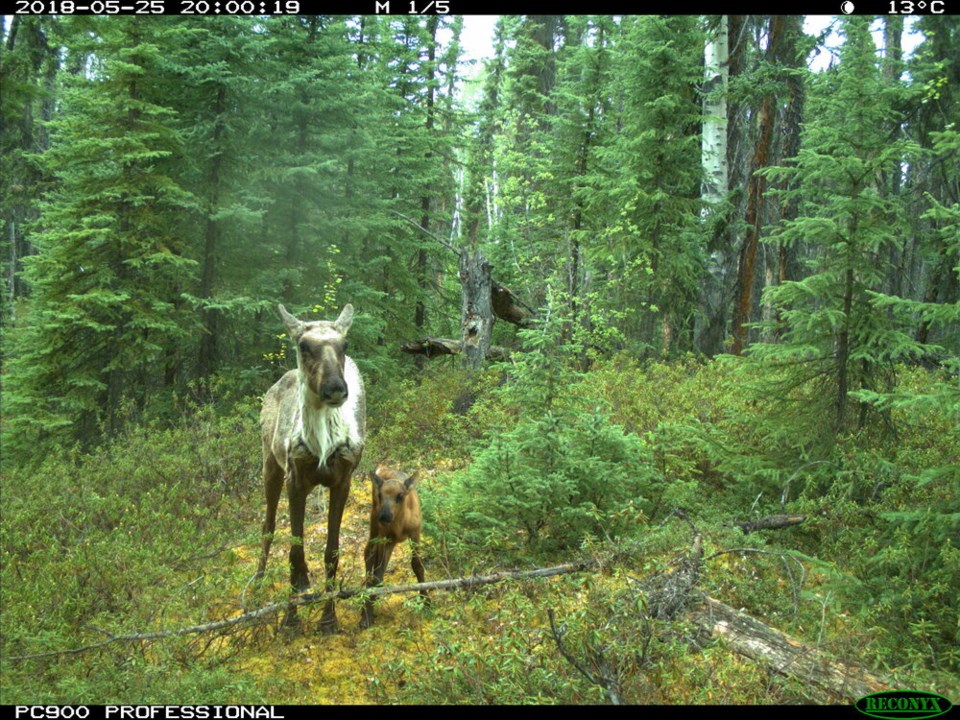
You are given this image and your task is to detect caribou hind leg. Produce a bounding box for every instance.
[410,531,428,605]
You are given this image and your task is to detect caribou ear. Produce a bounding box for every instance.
[404,471,419,491]
[369,470,383,488]
[278,304,303,338]
[335,304,354,334]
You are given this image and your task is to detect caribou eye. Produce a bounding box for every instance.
[395,494,404,503]
[298,340,309,353]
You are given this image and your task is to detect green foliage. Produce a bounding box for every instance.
[590,15,705,355]
[371,554,812,704]
[1,396,262,703]
[432,302,656,558]
[751,17,924,438]
[444,407,653,555]
[371,581,611,704]
[366,363,507,467]
[2,17,198,457]
[784,364,960,673]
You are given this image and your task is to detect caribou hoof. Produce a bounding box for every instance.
[281,609,302,633]
[318,603,339,634]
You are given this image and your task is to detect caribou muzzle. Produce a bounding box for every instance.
[318,374,348,406]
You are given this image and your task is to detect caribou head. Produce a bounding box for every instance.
[279,303,354,409]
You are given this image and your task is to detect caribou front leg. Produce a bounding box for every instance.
[256,454,284,581]
[360,538,395,629]
[319,473,351,634]
[283,468,309,629]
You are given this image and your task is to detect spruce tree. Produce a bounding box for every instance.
[3,17,195,454]
[163,16,264,384]
[593,15,703,354]
[752,17,918,437]
[1,16,60,315]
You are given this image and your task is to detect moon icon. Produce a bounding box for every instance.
[841,0,855,12]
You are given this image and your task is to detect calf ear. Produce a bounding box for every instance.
[278,304,303,338]
[369,470,383,488]
[404,471,419,491]
[335,304,354,334]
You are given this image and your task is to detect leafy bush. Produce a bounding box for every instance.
[365,364,508,468]
[429,304,659,559]
[437,409,655,556]
[1,397,263,703]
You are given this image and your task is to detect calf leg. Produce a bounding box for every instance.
[410,529,429,604]
[360,539,395,629]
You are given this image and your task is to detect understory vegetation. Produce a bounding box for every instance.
[3,12,958,705]
[2,355,957,704]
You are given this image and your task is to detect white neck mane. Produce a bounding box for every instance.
[292,357,364,466]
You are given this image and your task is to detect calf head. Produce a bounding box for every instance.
[371,466,418,526]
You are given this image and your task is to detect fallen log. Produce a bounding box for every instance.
[400,337,510,360]
[688,596,891,702]
[492,282,536,328]
[736,514,806,534]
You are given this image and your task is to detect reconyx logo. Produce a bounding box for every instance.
[855,690,953,720]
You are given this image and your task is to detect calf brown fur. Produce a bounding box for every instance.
[361,466,427,628]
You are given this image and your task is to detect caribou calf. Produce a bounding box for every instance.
[256,303,365,633]
[360,466,427,629]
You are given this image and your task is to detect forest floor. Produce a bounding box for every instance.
[227,477,463,705]
[3,363,957,705]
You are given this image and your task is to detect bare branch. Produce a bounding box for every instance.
[641,533,704,619]
[391,210,460,256]
[547,609,623,705]
[5,562,591,662]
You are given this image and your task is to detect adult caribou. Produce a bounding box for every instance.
[256,303,366,632]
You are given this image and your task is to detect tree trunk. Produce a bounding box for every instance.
[696,15,748,356]
[732,17,784,356]
[197,83,227,380]
[837,264,855,433]
[459,248,493,370]
[770,15,805,339]
[701,16,729,207]
[2,16,57,313]
[414,17,439,369]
